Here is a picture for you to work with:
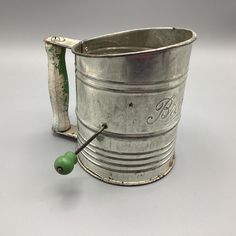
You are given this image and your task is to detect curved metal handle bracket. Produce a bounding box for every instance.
[55,124,78,139]
[44,36,80,49]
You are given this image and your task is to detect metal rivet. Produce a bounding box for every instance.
[50,36,66,42]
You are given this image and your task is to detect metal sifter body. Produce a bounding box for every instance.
[45,27,196,185]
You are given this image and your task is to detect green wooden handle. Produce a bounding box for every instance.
[45,43,71,132]
[44,37,80,132]
[54,152,77,175]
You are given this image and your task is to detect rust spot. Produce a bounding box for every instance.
[128,102,133,107]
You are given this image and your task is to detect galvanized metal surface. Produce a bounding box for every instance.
[44,36,80,49]
[45,27,196,185]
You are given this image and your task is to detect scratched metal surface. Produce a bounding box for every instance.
[45,28,196,185]
[74,28,194,185]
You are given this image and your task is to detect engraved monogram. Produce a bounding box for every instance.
[147,96,178,125]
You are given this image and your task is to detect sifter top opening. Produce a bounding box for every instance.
[72,27,197,57]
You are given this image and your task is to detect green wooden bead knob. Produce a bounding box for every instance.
[54,151,77,175]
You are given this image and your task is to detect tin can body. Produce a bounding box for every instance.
[73,28,195,185]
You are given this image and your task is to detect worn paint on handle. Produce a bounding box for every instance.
[45,43,70,132]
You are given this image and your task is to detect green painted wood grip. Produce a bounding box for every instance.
[45,37,80,133]
[54,152,77,175]
[45,43,71,132]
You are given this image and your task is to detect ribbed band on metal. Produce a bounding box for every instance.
[77,134,175,174]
